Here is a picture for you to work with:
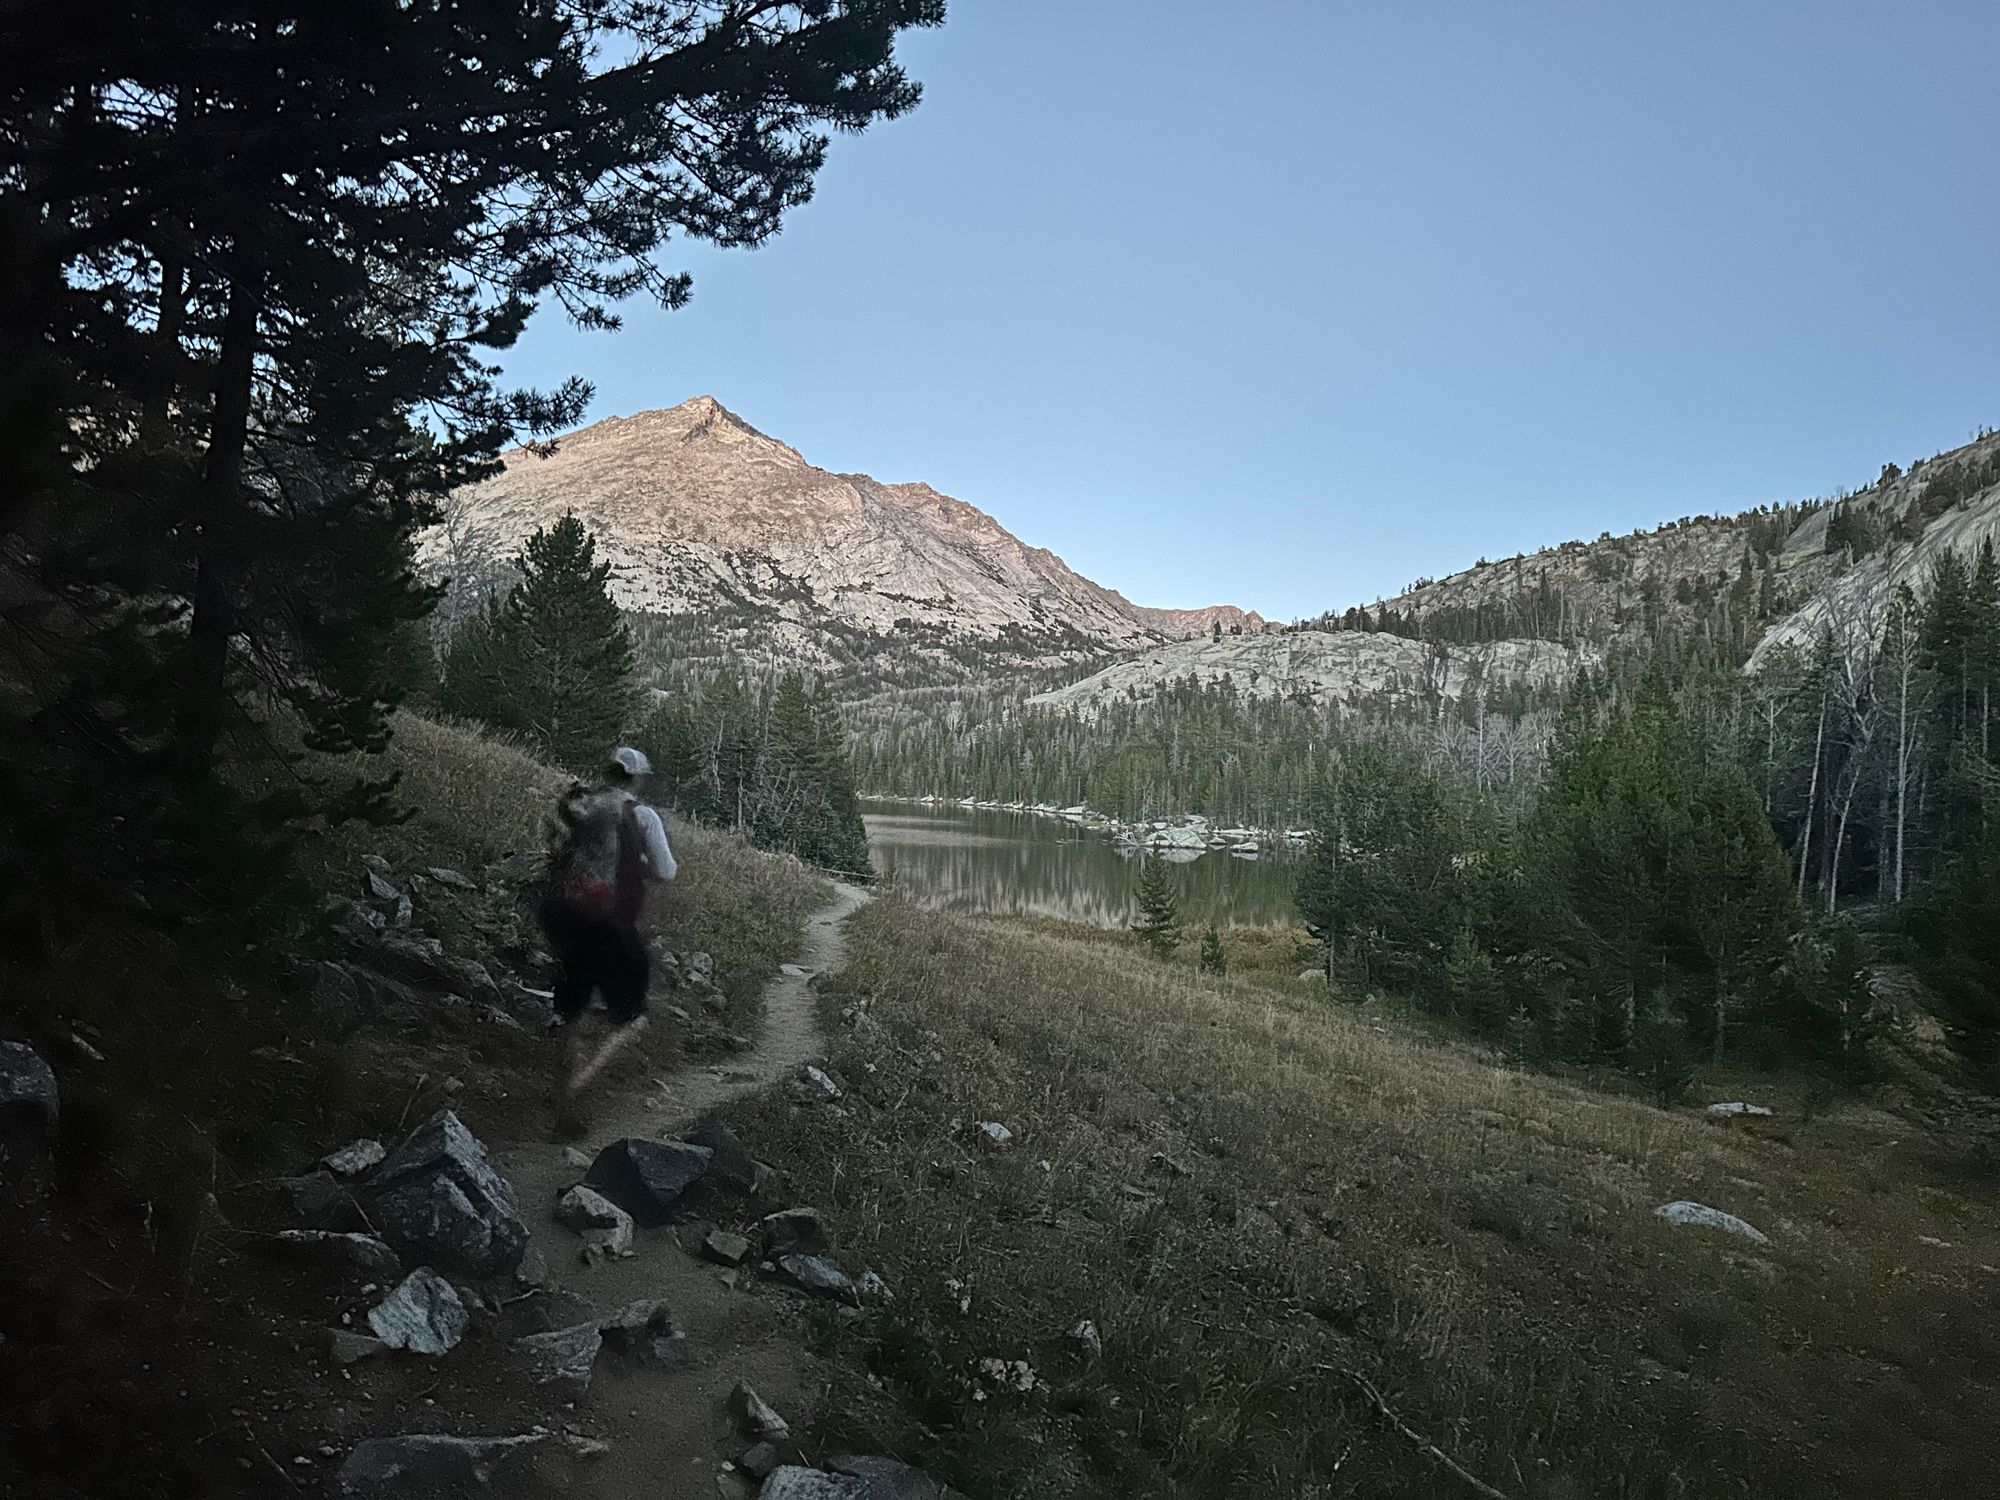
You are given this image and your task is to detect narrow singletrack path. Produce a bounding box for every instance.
[491,880,872,1496]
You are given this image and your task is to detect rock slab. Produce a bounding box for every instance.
[337,1433,551,1494]
[760,1470,866,1500]
[1654,1200,1769,1243]
[515,1321,603,1393]
[372,1108,529,1276]
[368,1267,470,1355]
[583,1137,714,1226]
[829,1454,973,1500]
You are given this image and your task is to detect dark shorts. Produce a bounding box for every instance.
[539,897,649,1026]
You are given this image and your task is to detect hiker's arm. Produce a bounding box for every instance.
[636,806,676,881]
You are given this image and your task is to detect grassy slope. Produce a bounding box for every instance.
[726,897,2000,1499]
[7,713,830,1497]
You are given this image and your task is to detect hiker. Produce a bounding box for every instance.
[541,745,677,1136]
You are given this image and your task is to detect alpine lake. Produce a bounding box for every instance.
[861,798,1302,928]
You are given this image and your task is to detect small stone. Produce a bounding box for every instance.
[729,1379,790,1438]
[802,1066,842,1101]
[703,1230,753,1266]
[777,1253,855,1299]
[266,1230,402,1281]
[556,1184,636,1261]
[738,1442,780,1480]
[759,1207,829,1257]
[513,1244,550,1291]
[1070,1319,1103,1357]
[759,1469,865,1499]
[425,866,476,890]
[856,1270,893,1304]
[514,1321,603,1393]
[336,1433,549,1493]
[563,1434,612,1461]
[1654,1200,1768,1243]
[366,1268,469,1355]
[563,1146,593,1172]
[321,1139,386,1177]
[598,1298,681,1365]
[976,1121,1013,1147]
[326,1329,387,1366]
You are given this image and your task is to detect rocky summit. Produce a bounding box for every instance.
[427,396,1259,663]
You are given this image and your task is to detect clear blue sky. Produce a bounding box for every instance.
[501,1,2000,621]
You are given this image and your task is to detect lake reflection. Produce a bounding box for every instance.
[863,800,1299,928]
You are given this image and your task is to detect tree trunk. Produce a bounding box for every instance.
[1797,691,1825,898]
[175,274,259,770]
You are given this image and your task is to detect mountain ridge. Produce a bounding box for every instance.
[429,396,1264,661]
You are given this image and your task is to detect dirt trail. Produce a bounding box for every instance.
[491,881,871,1497]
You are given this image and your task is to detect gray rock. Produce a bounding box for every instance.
[362,854,393,875]
[334,898,389,938]
[1654,1200,1769,1243]
[321,1138,386,1176]
[1069,1319,1103,1357]
[760,1470,865,1500]
[0,1041,59,1202]
[598,1298,681,1365]
[583,1137,714,1226]
[513,1244,550,1292]
[327,1329,388,1366]
[759,1207,829,1257]
[975,1121,1012,1147]
[514,1320,602,1393]
[267,1229,402,1280]
[273,1171,368,1232]
[372,1108,528,1276]
[391,891,415,928]
[563,1433,613,1461]
[738,1444,781,1481]
[336,1433,551,1494]
[802,1065,843,1101]
[364,869,405,904]
[731,1379,791,1438]
[686,1120,761,1197]
[1705,1101,1774,1118]
[426,866,477,890]
[857,1270,894,1304]
[828,1454,972,1499]
[368,1267,469,1355]
[562,1146,594,1172]
[781,964,814,979]
[1297,968,1328,984]
[683,951,715,987]
[778,1253,855,1300]
[556,1183,635,1261]
[703,1229,753,1266]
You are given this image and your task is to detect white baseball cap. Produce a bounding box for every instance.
[610,746,652,776]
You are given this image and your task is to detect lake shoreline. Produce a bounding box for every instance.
[859,792,1312,859]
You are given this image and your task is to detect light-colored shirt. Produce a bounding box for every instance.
[632,803,676,881]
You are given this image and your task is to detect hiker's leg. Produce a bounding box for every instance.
[564,924,650,1103]
[541,900,593,1027]
[601,924,650,1027]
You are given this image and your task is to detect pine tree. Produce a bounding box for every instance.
[441,515,637,772]
[1199,925,1227,976]
[6,1,941,772]
[1133,860,1182,959]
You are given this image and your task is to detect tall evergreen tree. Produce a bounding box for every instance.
[440,514,637,772]
[1133,859,1182,959]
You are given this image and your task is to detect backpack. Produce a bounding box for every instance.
[551,787,647,926]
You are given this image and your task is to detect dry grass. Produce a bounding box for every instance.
[725,897,2000,1499]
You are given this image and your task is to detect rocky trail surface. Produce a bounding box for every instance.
[487,879,875,1497]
